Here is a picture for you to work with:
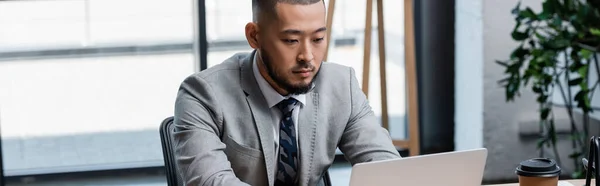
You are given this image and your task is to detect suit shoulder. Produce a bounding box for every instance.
[320,61,352,71]
[313,62,358,96]
[318,62,355,83]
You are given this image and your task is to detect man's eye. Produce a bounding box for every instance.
[313,38,324,43]
[282,39,298,44]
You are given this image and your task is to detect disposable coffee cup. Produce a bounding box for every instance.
[515,158,561,186]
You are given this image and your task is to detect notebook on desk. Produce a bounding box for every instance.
[349,148,488,186]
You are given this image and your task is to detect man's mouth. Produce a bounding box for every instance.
[293,69,313,77]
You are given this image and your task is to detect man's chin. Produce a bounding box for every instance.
[283,82,313,95]
[294,76,314,84]
[291,80,313,88]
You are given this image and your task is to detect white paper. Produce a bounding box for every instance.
[558,181,575,186]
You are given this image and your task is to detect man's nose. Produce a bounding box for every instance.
[297,42,314,63]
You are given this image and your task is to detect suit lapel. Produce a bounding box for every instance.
[240,51,276,186]
[298,92,318,185]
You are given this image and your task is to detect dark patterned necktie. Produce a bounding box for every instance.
[275,98,299,186]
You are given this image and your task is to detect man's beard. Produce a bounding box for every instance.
[259,48,320,95]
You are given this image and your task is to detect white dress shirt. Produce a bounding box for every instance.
[252,54,306,170]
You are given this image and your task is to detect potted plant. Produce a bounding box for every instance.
[497,0,600,178]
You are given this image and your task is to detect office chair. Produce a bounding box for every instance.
[159,116,333,186]
[159,116,183,186]
[583,136,600,186]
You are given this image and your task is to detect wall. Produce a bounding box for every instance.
[454,0,483,151]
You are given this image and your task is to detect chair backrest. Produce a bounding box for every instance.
[159,116,332,186]
[322,170,332,186]
[159,116,182,186]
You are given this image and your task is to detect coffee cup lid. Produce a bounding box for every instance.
[516,158,561,177]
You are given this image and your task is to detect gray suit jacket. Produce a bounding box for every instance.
[173,51,401,186]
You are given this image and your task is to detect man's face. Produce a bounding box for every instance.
[257,2,327,95]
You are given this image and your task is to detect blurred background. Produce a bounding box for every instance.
[0,0,598,185]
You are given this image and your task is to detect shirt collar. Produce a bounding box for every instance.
[253,53,307,108]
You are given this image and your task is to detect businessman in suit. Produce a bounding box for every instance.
[173,0,401,185]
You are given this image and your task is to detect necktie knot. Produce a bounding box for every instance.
[276,98,298,115]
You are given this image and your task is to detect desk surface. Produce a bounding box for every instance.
[486,179,592,186]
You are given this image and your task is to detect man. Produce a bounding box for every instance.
[172,0,401,185]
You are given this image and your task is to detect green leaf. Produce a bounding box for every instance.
[580,49,593,59]
[511,47,530,60]
[523,72,533,85]
[547,39,570,49]
[506,80,521,101]
[537,95,549,103]
[575,90,586,101]
[498,77,510,85]
[564,0,574,11]
[496,60,510,67]
[508,61,523,72]
[572,171,585,179]
[533,57,544,64]
[574,90,591,112]
[569,77,583,86]
[512,1,521,15]
[577,32,586,39]
[578,91,592,112]
[541,107,551,119]
[533,85,542,93]
[512,29,530,41]
[519,8,537,20]
[544,75,553,85]
[586,5,600,25]
[578,65,589,80]
[528,40,536,48]
[535,32,547,41]
[537,138,547,148]
[576,5,590,25]
[552,17,563,28]
[538,12,550,20]
[569,58,584,72]
[590,28,600,37]
[569,151,582,158]
[542,0,555,15]
[554,0,568,14]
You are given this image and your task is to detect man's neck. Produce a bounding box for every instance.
[256,54,289,96]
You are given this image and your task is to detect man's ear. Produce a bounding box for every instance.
[245,22,260,49]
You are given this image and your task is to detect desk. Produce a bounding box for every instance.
[485,179,592,186]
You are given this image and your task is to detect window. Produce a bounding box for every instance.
[323,0,407,140]
[0,0,196,176]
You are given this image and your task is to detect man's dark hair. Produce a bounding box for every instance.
[252,0,323,23]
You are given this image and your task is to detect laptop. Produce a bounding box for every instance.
[349,148,488,186]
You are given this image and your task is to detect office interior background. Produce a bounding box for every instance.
[0,0,597,185]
